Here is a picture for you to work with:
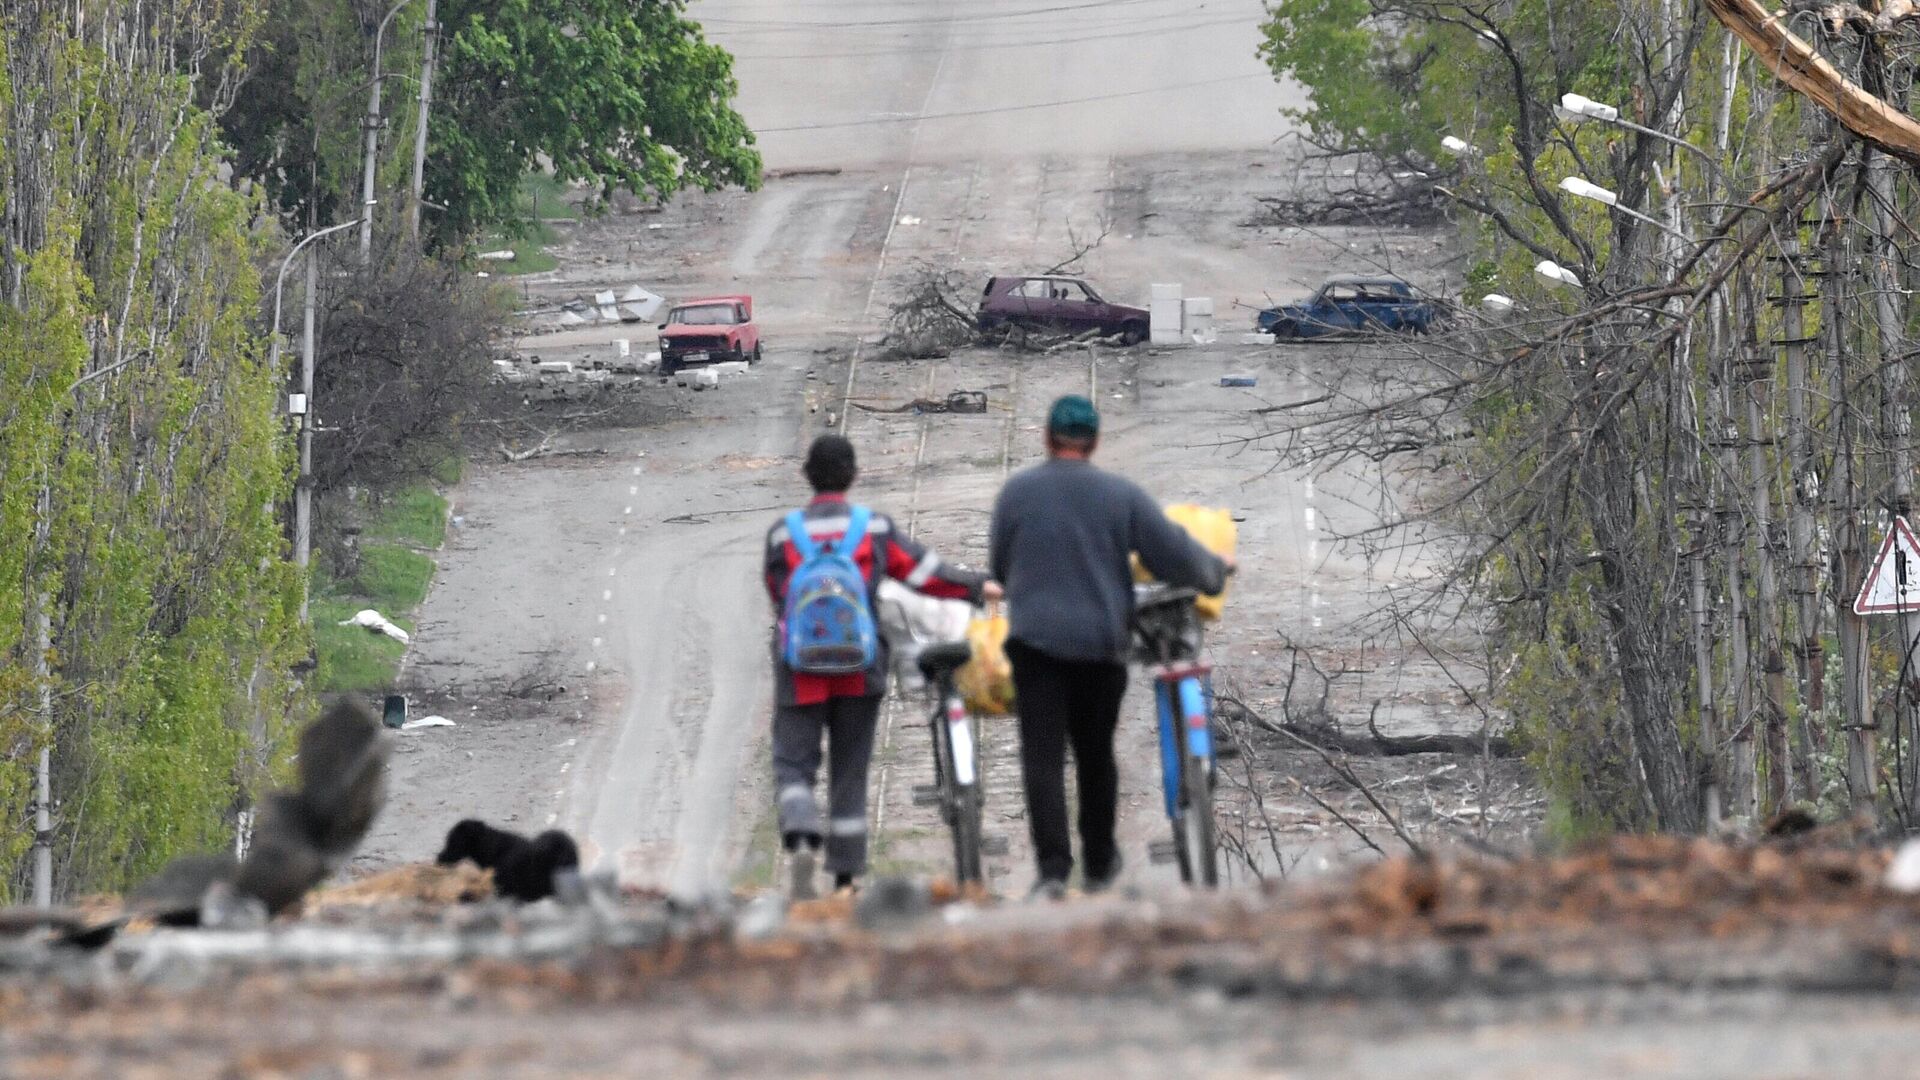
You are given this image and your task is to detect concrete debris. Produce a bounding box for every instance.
[1241,332,1276,345]
[476,249,516,262]
[557,310,588,327]
[401,716,455,731]
[340,609,410,643]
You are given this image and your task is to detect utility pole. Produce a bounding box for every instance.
[296,251,318,619]
[270,220,362,622]
[33,600,51,907]
[361,0,418,260]
[408,0,439,244]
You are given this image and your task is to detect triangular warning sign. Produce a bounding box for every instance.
[1854,516,1920,614]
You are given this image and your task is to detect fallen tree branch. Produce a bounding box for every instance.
[1704,0,1920,164]
[1218,694,1517,757]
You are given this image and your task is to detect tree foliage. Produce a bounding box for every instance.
[1,2,306,895]
[430,0,761,244]
[1258,0,1920,833]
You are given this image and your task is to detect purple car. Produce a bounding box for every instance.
[977,275,1150,345]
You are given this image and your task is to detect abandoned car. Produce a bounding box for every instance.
[1255,277,1442,338]
[977,275,1150,345]
[657,295,761,373]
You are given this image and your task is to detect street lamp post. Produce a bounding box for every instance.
[1535,260,1583,289]
[1558,175,1697,245]
[270,219,364,622]
[1557,93,1723,175]
[361,0,419,261]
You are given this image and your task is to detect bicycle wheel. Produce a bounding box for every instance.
[1181,752,1219,887]
[950,781,984,885]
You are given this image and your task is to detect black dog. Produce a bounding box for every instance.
[436,819,580,902]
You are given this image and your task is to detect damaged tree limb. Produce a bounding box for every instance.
[1704,0,1920,164]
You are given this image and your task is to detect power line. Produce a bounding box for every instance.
[698,0,1173,30]
[754,73,1266,133]
[730,13,1249,57]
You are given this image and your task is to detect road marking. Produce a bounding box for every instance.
[624,506,633,515]
[592,637,603,648]
[1304,507,1316,531]
[630,486,638,495]
[598,613,608,624]
[586,661,597,671]
[603,589,613,601]
[619,526,627,536]
[608,567,617,576]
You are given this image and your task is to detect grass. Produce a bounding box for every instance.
[473,174,577,277]
[344,545,436,611]
[312,597,414,693]
[478,218,560,276]
[361,485,448,548]
[310,482,453,692]
[521,173,579,221]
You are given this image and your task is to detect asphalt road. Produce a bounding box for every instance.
[366,0,1470,896]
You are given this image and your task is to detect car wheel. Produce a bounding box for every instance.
[752,342,763,364]
[1271,321,1296,341]
[1119,320,1147,346]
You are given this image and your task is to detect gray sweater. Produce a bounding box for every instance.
[989,458,1228,663]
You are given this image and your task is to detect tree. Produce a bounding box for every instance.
[1,1,307,895]
[1254,0,1920,834]
[427,0,761,245]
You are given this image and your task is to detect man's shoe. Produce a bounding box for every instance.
[789,848,819,901]
[1085,852,1124,894]
[1028,878,1067,902]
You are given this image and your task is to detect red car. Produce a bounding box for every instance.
[976,275,1150,345]
[657,295,761,374]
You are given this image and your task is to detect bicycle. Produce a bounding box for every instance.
[1133,583,1225,887]
[909,640,991,886]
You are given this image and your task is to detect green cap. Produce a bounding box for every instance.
[1047,395,1100,438]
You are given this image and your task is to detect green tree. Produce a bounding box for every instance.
[1,2,306,895]
[428,0,761,245]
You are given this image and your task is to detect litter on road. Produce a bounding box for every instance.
[1220,375,1257,387]
[401,716,456,731]
[339,609,410,644]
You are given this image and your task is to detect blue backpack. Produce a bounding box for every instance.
[782,506,879,674]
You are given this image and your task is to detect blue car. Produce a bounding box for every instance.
[1256,277,1442,339]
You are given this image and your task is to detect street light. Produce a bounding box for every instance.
[269,219,364,622]
[1558,175,1696,244]
[361,0,419,260]
[1440,135,1478,156]
[1481,293,1516,314]
[1556,92,1721,174]
[1535,260,1583,288]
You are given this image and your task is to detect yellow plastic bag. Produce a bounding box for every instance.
[1133,503,1236,621]
[954,606,1016,716]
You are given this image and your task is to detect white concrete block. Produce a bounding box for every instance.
[1150,282,1183,301]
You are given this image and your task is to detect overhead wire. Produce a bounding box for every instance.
[695,0,1175,30]
[727,13,1249,57]
[753,72,1266,132]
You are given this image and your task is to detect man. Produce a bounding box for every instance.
[989,396,1229,897]
[764,434,996,898]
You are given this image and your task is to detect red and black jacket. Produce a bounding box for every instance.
[764,493,986,705]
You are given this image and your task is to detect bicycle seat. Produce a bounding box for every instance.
[917,640,973,682]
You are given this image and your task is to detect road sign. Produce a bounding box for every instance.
[1854,516,1920,614]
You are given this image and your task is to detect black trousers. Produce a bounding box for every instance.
[1007,639,1130,884]
[771,694,881,877]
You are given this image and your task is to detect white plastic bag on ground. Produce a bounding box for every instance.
[340,608,410,644]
